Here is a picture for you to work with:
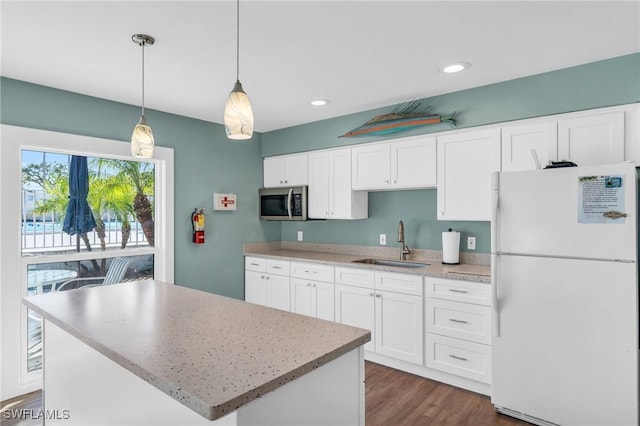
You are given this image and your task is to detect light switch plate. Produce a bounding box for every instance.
[379,234,386,245]
[297,231,303,242]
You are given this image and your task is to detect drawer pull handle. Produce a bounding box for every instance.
[449,289,469,294]
[307,283,312,287]
[369,293,375,297]
[449,354,468,362]
[250,263,260,266]
[272,266,282,269]
[375,294,382,298]
[260,275,265,279]
[449,318,468,324]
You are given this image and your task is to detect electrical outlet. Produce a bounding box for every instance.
[379,234,386,245]
[297,231,303,242]
[467,236,476,250]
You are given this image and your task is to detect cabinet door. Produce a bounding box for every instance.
[265,274,290,312]
[263,153,308,187]
[437,128,501,221]
[351,143,391,190]
[335,284,375,352]
[290,278,315,317]
[375,290,423,364]
[558,111,624,166]
[501,121,558,172]
[330,148,358,218]
[283,153,308,186]
[245,270,267,305]
[263,156,285,188]
[391,136,437,188]
[314,281,335,322]
[307,151,330,218]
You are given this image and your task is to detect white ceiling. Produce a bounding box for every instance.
[1,1,639,133]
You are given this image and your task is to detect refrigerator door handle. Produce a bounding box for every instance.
[491,172,500,337]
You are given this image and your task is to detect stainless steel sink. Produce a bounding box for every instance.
[351,258,430,268]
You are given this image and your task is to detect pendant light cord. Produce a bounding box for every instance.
[236,0,240,82]
[141,40,146,116]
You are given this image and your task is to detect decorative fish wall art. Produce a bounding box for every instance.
[339,100,456,138]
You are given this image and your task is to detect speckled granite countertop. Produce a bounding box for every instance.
[23,280,370,421]
[244,242,491,284]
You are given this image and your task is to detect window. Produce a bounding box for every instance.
[1,125,174,400]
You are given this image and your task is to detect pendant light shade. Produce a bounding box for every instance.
[131,34,155,158]
[224,81,254,139]
[224,0,254,140]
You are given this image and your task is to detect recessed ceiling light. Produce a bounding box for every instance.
[311,99,330,106]
[442,62,471,74]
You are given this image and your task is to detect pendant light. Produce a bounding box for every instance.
[224,0,254,140]
[131,34,155,158]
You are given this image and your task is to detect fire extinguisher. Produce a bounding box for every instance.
[191,208,205,244]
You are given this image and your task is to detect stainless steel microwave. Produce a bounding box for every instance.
[259,186,308,221]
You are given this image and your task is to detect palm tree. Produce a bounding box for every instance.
[94,159,155,246]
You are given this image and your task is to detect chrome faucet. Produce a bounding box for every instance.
[397,220,411,261]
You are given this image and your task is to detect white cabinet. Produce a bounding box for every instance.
[263,153,308,188]
[351,136,437,190]
[290,261,335,321]
[334,267,423,365]
[502,110,625,172]
[308,148,368,219]
[501,121,558,172]
[437,128,501,221]
[557,111,624,166]
[335,283,376,352]
[244,257,290,311]
[424,277,492,384]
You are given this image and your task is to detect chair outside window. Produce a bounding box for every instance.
[54,257,133,291]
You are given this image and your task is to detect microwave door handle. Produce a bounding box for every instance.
[287,188,293,219]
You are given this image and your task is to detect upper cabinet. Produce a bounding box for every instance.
[263,153,308,188]
[437,128,501,221]
[351,136,437,190]
[557,111,624,166]
[308,148,368,219]
[501,121,558,172]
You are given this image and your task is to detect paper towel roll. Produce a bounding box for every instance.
[442,230,460,265]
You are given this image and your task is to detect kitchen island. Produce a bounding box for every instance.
[23,280,370,425]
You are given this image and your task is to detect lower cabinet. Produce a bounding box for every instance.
[290,278,335,321]
[245,257,492,394]
[335,267,424,365]
[424,277,492,384]
[245,270,290,311]
[245,257,291,311]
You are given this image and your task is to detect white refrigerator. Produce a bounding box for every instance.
[490,162,639,426]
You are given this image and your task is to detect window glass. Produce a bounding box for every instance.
[26,254,154,372]
[21,150,155,255]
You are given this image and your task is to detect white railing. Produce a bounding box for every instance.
[22,189,148,253]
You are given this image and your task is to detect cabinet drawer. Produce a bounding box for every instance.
[245,256,267,272]
[425,277,491,306]
[290,262,334,283]
[425,333,491,384]
[335,267,374,289]
[266,259,290,276]
[426,299,491,345]
[375,272,423,296]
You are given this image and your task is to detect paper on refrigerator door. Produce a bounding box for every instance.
[578,175,626,224]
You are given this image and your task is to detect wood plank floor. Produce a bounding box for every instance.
[365,361,530,425]
[1,362,530,425]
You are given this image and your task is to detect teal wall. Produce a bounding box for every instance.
[264,53,640,254]
[2,53,639,297]
[0,77,280,299]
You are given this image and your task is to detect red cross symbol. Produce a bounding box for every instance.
[221,196,235,208]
